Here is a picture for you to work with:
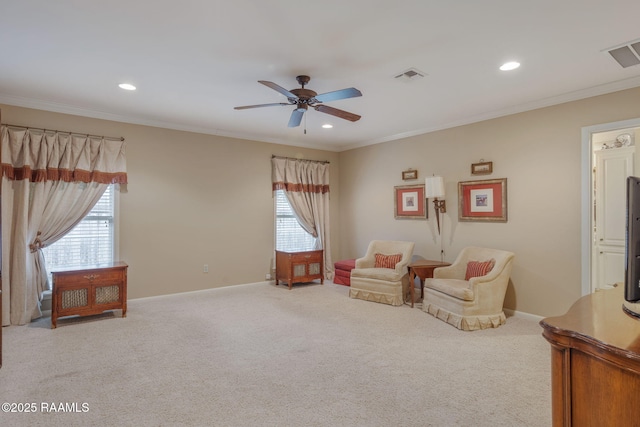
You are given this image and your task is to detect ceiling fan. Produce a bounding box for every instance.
[234,75,362,128]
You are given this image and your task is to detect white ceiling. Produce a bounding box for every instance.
[1,1,640,152]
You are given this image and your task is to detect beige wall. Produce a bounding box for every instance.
[338,87,640,317]
[0,104,341,299]
[3,86,640,317]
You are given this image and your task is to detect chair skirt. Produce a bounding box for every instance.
[422,287,506,331]
[349,274,409,306]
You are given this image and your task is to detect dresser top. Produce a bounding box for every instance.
[50,261,128,274]
[540,285,640,357]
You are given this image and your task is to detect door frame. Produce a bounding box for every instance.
[581,117,640,296]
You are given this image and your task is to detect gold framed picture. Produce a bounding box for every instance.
[402,169,418,180]
[471,161,493,175]
[458,178,507,222]
[394,184,427,219]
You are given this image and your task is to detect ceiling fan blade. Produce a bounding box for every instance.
[313,105,361,122]
[259,80,298,100]
[288,109,304,128]
[234,102,290,110]
[313,87,362,103]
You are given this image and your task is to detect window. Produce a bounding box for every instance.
[275,189,316,252]
[42,184,116,274]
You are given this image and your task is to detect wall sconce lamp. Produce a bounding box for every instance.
[425,176,446,234]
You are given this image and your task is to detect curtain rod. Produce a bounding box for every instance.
[272,155,329,164]
[2,123,125,142]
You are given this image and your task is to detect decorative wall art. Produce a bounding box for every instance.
[601,133,634,149]
[471,161,493,175]
[458,178,507,222]
[394,184,427,219]
[402,169,418,180]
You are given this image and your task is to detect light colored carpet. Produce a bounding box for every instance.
[0,281,551,426]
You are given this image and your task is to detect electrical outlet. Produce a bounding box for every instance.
[203,264,208,273]
[265,273,271,280]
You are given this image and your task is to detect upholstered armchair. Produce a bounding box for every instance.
[422,246,515,331]
[349,240,415,306]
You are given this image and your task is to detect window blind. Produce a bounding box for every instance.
[42,185,115,272]
[275,190,316,252]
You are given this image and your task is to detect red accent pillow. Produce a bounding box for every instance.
[465,259,496,280]
[374,253,403,269]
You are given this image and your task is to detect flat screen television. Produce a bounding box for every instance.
[625,176,640,314]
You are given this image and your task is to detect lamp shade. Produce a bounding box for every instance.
[425,176,445,198]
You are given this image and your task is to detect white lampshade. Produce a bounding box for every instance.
[425,176,445,198]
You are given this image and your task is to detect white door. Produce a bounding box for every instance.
[593,146,635,291]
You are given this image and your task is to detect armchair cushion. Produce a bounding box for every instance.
[350,267,404,282]
[426,278,475,301]
[374,253,402,269]
[465,259,495,280]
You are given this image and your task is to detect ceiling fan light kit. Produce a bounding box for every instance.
[234,75,362,128]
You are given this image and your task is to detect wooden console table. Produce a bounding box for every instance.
[408,260,450,308]
[540,285,640,426]
[275,250,324,290]
[51,261,128,328]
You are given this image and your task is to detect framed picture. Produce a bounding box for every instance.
[394,184,427,219]
[471,161,493,175]
[458,178,507,222]
[402,169,418,180]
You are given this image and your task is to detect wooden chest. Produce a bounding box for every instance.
[51,261,128,328]
[275,250,324,289]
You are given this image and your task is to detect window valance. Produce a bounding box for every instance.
[271,157,329,194]
[1,126,127,184]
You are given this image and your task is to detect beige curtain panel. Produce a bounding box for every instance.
[1,126,127,326]
[272,157,333,280]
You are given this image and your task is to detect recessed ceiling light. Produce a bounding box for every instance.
[322,124,333,129]
[499,61,520,71]
[118,83,136,91]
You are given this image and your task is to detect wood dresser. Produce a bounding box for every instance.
[51,261,128,328]
[540,285,640,426]
[275,250,324,289]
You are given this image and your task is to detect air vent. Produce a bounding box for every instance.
[607,40,640,68]
[394,68,426,82]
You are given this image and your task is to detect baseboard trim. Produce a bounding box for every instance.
[504,308,543,323]
[129,281,275,302]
